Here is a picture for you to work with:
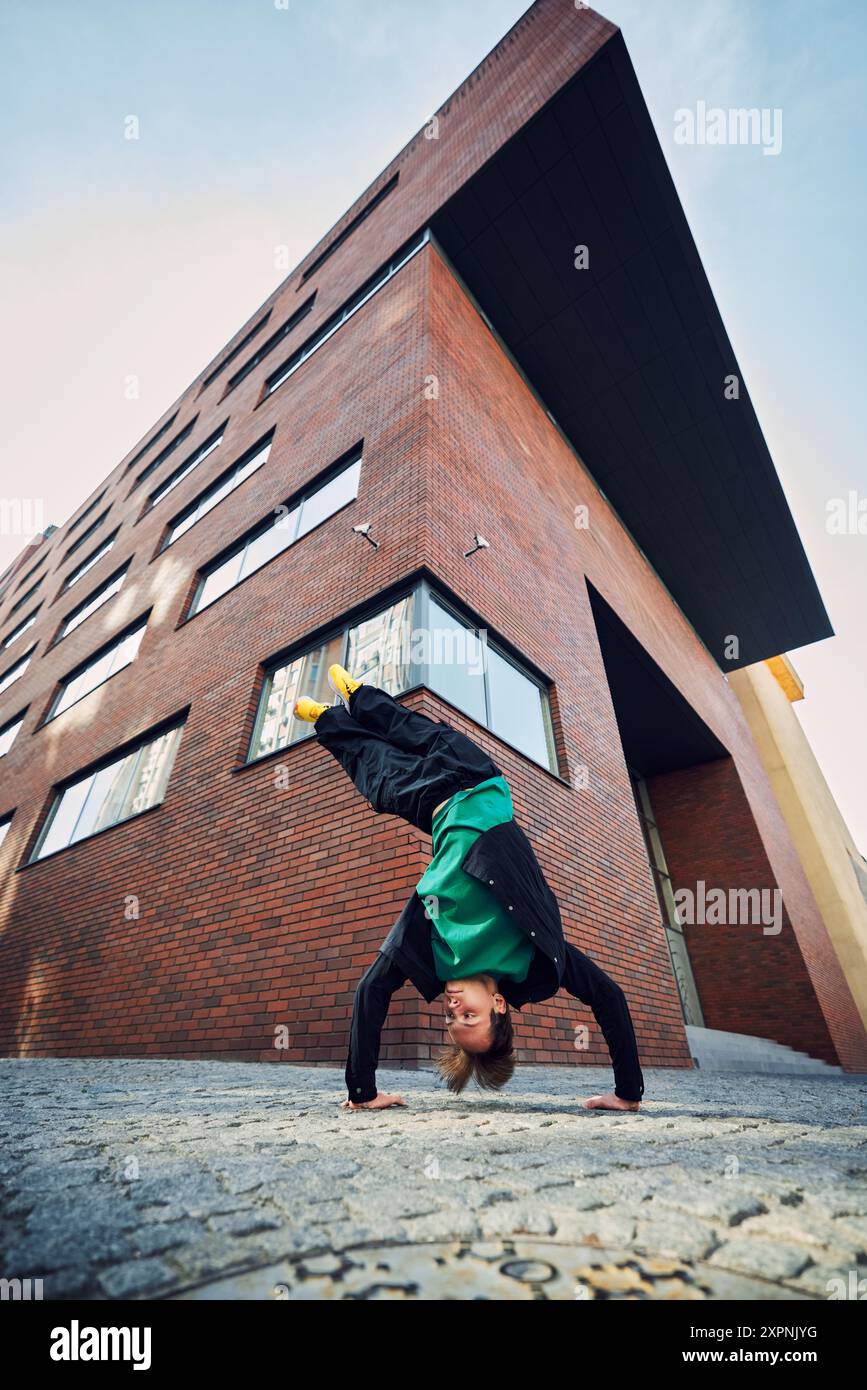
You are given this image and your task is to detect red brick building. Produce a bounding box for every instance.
[1,1,865,1079]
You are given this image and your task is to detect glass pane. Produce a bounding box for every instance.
[0,718,23,757]
[0,821,10,848]
[68,540,112,587]
[152,461,195,505]
[194,472,236,520]
[425,596,486,725]
[167,512,195,544]
[486,646,553,769]
[253,661,304,759]
[0,656,30,693]
[74,756,137,841]
[238,510,298,581]
[54,626,145,719]
[252,634,344,758]
[303,640,341,704]
[57,652,113,715]
[5,613,36,645]
[37,778,92,857]
[195,553,243,612]
[64,574,124,634]
[295,459,361,539]
[232,440,271,490]
[107,625,145,675]
[121,726,182,817]
[346,595,413,694]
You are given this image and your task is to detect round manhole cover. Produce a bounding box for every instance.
[172,1241,819,1301]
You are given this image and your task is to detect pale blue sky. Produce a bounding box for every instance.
[1,0,865,844]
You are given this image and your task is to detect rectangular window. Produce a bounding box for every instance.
[129,416,198,485]
[66,490,107,538]
[56,566,127,642]
[125,411,179,471]
[249,595,415,760]
[64,530,119,590]
[15,555,47,594]
[31,720,184,862]
[0,711,25,757]
[162,431,274,548]
[46,619,147,722]
[3,607,40,649]
[0,650,32,695]
[421,589,556,771]
[9,581,42,615]
[201,311,272,390]
[189,449,361,617]
[0,815,12,850]
[265,230,428,398]
[62,509,110,563]
[300,173,399,281]
[145,422,227,510]
[250,633,346,759]
[247,582,557,773]
[224,295,316,396]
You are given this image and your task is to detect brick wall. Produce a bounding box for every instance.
[647,759,841,1066]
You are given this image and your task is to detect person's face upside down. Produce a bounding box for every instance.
[442,975,507,1053]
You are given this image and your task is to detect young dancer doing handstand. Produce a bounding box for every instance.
[295,665,645,1113]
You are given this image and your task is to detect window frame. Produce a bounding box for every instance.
[0,647,34,696]
[262,229,428,401]
[42,613,150,724]
[53,563,129,644]
[0,709,26,758]
[124,411,179,472]
[201,310,272,391]
[14,554,48,596]
[2,605,41,649]
[9,579,43,616]
[65,489,108,539]
[222,296,316,397]
[245,578,559,775]
[158,428,275,552]
[61,528,120,592]
[143,421,229,512]
[127,415,198,488]
[299,173,399,282]
[26,712,187,865]
[185,443,363,622]
[61,508,111,564]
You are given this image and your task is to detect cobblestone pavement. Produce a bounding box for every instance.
[1,1058,865,1300]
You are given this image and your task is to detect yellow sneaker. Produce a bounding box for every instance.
[294,697,329,723]
[328,664,362,709]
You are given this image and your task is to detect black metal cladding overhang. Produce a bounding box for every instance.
[431,27,833,673]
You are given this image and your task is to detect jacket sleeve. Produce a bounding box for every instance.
[345,951,407,1103]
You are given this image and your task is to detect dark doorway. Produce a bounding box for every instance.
[587,583,729,1025]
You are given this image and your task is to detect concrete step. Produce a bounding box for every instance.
[685,1025,843,1076]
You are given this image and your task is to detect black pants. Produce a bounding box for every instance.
[314,684,500,836]
[317,686,645,1102]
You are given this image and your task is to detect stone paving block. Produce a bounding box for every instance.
[98,1257,178,1299]
[478,1200,557,1237]
[632,1214,719,1261]
[707,1237,813,1281]
[1,1059,864,1300]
